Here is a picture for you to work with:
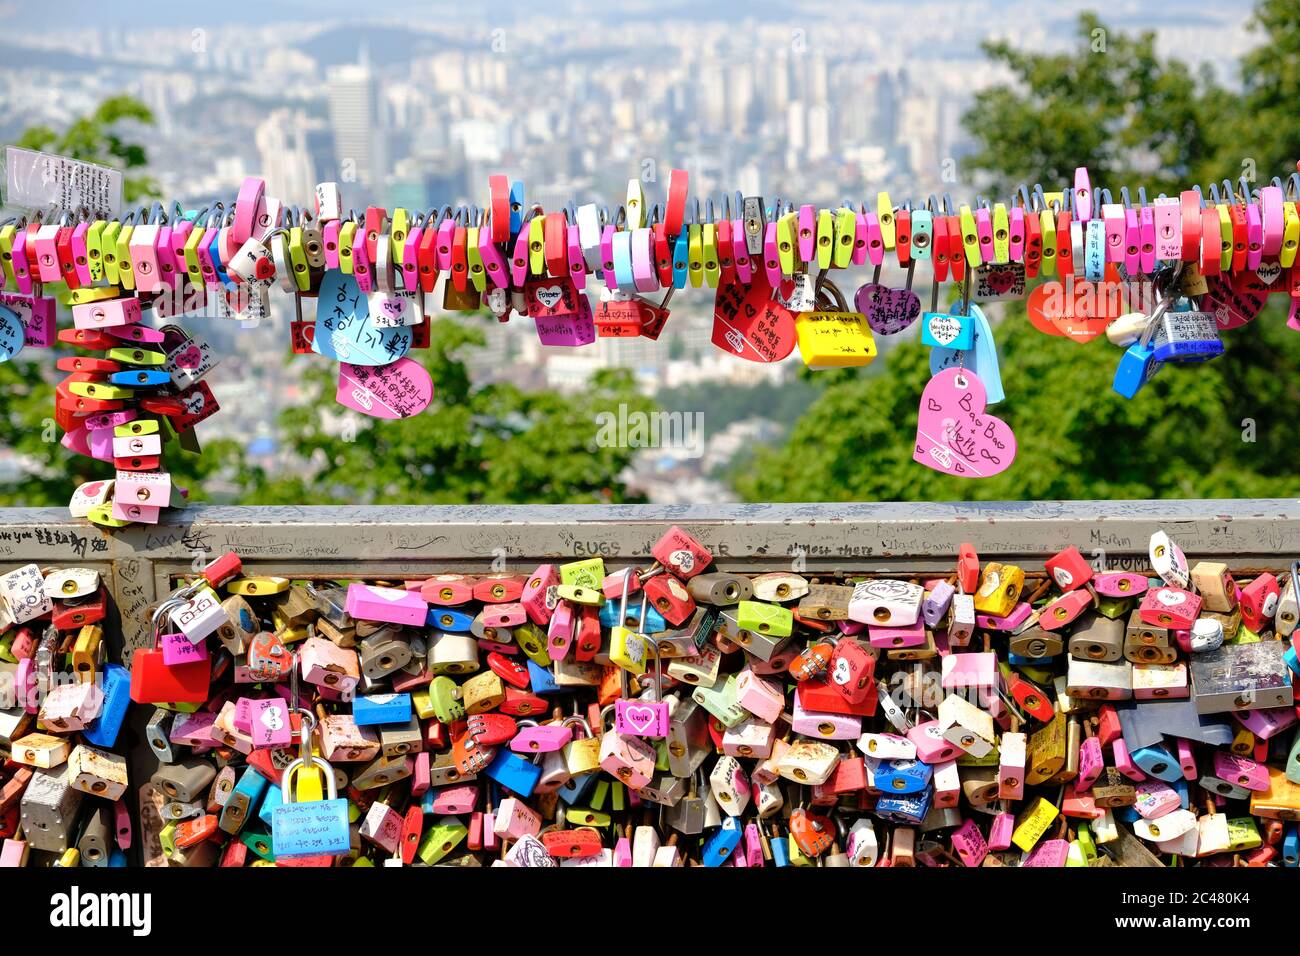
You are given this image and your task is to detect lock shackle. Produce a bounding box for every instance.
[561,714,593,738]
[280,754,336,804]
[1289,561,1299,612]
[151,595,188,645]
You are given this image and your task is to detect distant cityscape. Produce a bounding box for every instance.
[0,1,1257,501]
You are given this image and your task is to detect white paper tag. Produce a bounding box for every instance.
[5,146,123,218]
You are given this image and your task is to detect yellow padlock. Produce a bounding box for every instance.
[793,277,877,369]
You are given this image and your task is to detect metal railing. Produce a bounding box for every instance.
[4,498,1299,663]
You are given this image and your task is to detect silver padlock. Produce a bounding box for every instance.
[150,759,216,804]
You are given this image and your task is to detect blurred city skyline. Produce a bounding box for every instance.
[0,0,1263,501]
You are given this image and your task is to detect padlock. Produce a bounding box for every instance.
[1010,624,1063,659]
[973,563,1024,617]
[1068,614,1124,662]
[1238,573,1280,633]
[798,584,854,621]
[651,526,712,580]
[687,572,752,606]
[272,753,351,858]
[1190,561,1237,613]
[848,579,924,626]
[751,572,809,603]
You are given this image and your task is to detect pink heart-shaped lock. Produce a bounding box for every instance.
[855,283,921,335]
[914,367,1017,479]
[336,357,434,419]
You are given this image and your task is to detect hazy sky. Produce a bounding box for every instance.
[1,0,1258,32]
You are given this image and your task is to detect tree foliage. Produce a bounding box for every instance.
[16,95,160,203]
[737,7,1300,504]
[234,318,657,505]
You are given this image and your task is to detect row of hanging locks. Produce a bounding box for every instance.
[3,166,1300,524]
[1,529,1298,867]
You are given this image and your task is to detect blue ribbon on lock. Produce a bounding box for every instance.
[0,304,25,363]
[313,270,413,366]
[929,301,1004,404]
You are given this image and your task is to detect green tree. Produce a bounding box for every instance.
[16,95,160,203]
[235,318,657,505]
[2,97,162,506]
[963,13,1226,197]
[735,8,1300,504]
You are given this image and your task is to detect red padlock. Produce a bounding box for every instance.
[1045,546,1093,592]
[651,526,712,580]
[827,638,876,705]
[643,574,696,627]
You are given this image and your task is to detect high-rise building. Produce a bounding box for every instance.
[327,47,387,188]
[255,110,317,202]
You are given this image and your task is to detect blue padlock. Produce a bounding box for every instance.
[426,604,475,632]
[353,692,412,726]
[259,780,283,827]
[1008,653,1053,667]
[1283,825,1298,867]
[1131,743,1182,782]
[770,829,791,867]
[82,664,130,748]
[483,748,542,798]
[556,769,598,805]
[868,757,932,795]
[223,765,268,832]
[1151,308,1224,363]
[599,598,666,633]
[701,817,742,867]
[527,660,561,695]
[1112,340,1161,398]
[508,181,526,236]
[110,369,171,387]
[875,788,932,825]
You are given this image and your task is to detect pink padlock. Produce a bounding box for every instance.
[951,818,988,867]
[161,632,208,667]
[1134,779,1181,818]
[482,602,527,629]
[432,783,479,815]
[976,602,1034,632]
[360,802,403,854]
[907,720,961,764]
[1092,572,1149,599]
[735,669,784,724]
[345,583,427,626]
[597,728,656,789]
[493,796,542,840]
[547,600,576,660]
[510,721,573,754]
[987,811,1015,851]
[72,297,139,332]
[1039,590,1093,631]
[169,711,217,747]
[521,564,559,626]
[1211,752,1269,791]
[1139,587,1201,630]
[1175,737,1197,780]
[299,636,360,693]
[111,498,161,525]
[1023,839,1069,867]
[791,696,861,740]
[1232,706,1296,740]
[866,620,926,650]
[1112,738,1146,781]
[248,697,292,748]
[614,696,669,738]
[114,468,172,509]
[940,651,998,692]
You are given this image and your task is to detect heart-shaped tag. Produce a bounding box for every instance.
[175,346,202,369]
[1026,273,1120,343]
[914,368,1017,479]
[855,283,921,335]
[930,302,1004,404]
[710,272,796,363]
[2,294,55,349]
[313,270,413,366]
[0,305,25,363]
[1202,273,1267,330]
[975,262,1026,300]
[1255,261,1282,286]
[336,357,434,419]
[535,286,564,310]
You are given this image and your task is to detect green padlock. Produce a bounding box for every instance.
[735,600,793,639]
[429,675,466,723]
[418,816,468,864]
